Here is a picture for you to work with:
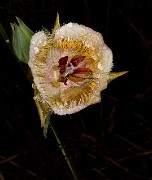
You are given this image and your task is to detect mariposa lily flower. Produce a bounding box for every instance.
[28,15,128,124]
[11,14,127,129]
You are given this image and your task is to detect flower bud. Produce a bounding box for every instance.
[11,17,34,63]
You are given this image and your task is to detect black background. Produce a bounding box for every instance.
[0,0,152,179]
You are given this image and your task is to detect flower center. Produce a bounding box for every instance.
[58,55,92,85]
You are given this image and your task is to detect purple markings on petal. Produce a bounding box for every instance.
[59,76,68,85]
[59,56,68,74]
[72,68,92,74]
[69,55,85,67]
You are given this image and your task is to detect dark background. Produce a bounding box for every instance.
[0,0,152,179]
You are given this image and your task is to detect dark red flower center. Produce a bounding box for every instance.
[58,55,92,85]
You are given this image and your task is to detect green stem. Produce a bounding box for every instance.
[49,121,78,180]
[0,22,14,55]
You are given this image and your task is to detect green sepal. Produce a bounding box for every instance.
[32,83,53,138]
[52,13,60,34]
[43,113,52,138]
[108,71,128,83]
[11,17,34,63]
